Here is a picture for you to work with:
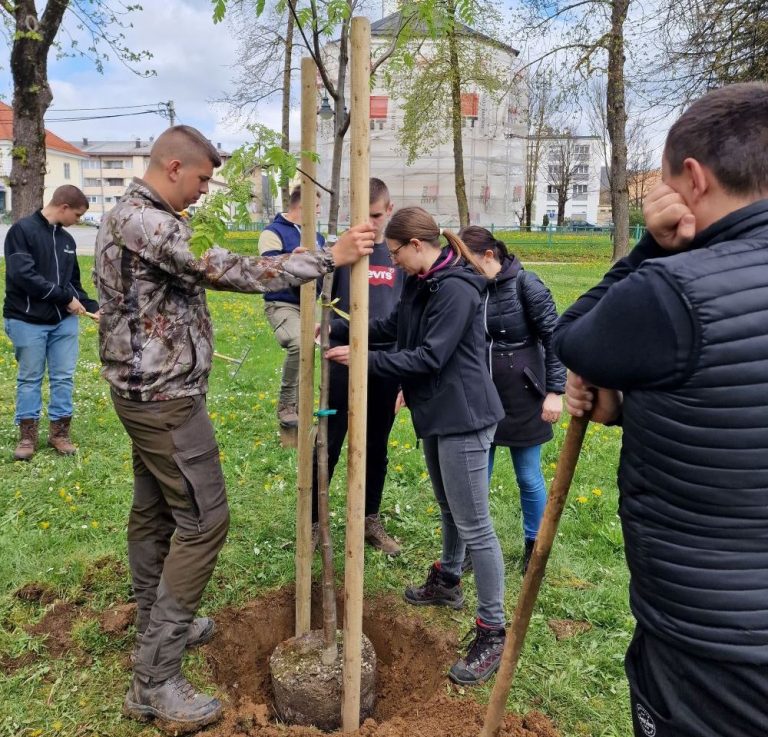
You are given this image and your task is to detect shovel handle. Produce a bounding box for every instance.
[480,413,591,737]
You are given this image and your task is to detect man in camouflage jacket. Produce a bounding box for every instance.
[93,125,374,730]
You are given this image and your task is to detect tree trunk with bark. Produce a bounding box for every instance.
[9,1,68,221]
[607,0,630,260]
[446,0,469,228]
[280,4,295,213]
[326,20,351,237]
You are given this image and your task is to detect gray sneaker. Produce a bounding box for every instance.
[131,617,215,664]
[364,514,401,556]
[123,673,222,730]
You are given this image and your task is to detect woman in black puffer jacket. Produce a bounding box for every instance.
[460,226,566,572]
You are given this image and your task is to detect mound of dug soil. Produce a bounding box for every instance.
[205,587,559,737]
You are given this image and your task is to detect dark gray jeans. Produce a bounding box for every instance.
[422,424,505,627]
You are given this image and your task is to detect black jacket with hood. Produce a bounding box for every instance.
[4,210,98,324]
[333,249,504,438]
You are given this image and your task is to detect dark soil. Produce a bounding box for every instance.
[547,619,592,641]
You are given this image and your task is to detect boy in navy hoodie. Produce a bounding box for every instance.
[259,185,324,428]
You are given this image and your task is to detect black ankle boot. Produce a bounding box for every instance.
[523,538,536,574]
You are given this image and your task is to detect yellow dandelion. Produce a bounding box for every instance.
[258,392,266,400]
[90,520,100,529]
[592,488,603,496]
[395,464,403,472]
[58,488,66,497]
[404,442,412,449]
[549,462,556,469]
[420,471,429,480]
[69,505,78,512]
[426,505,435,514]
[389,440,399,447]
[40,521,50,529]
[53,721,63,731]
[576,496,588,504]
[560,422,568,429]
[65,494,73,503]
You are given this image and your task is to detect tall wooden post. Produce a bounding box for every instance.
[295,56,318,638]
[342,16,371,733]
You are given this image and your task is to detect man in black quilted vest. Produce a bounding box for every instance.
[554,82,768,737]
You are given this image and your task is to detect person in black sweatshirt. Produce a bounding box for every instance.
[554,82,768,737]
[3,185,99,460]
[311,178,405,554]
[326,207,506,686]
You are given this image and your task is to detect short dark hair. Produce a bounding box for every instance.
[370,177,390,206]
[665,82,768,196]
[50,185,88,210]
[288,185,302,208]
[150,125,222,168]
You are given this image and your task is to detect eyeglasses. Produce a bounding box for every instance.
[388,242,410,261]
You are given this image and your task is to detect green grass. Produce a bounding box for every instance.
[0,257,630,737]
[222,230,637,263]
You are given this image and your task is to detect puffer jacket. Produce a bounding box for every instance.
[94,178,335,402]
[485,256,565,446]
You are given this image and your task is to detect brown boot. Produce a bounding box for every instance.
[48,417,77,455]
[277,402,299,428]
[364,513,401,556]
[13,419,38,461]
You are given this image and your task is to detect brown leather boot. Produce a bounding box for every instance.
[13,419,38,461]
[48,417,77,455]
[364,513,401,556]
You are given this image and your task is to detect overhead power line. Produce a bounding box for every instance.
[48,103,166,112]
[44,110,160,123]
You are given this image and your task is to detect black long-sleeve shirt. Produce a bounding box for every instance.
[553,234,695,390]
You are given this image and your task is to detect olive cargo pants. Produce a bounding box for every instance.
[112,392,229,682]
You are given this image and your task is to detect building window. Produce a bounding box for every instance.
[421,185,438,204]
[106,178,124,187]
[87,195,102,204]
[63,163,71,180]
[370,96,388,119]
[574,145,590,156]
[574,165,589,175]
[573,184,588,195]
[83,158,100,169]
[461,92,479,118]
[84,178,100,187]
[104,159,125,169]
[104,196,114,203]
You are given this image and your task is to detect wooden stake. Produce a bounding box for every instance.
[295,56,318,639]
[480,414,591,737]
[342,16,371,733]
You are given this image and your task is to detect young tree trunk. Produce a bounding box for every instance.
[9,1,67,220]
[327,20,351,237]
[280,4,296,213]
[557,194,566,226]
[447,0,469,228]
[607,0,630,260]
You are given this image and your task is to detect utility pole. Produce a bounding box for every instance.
[161,100,176,127]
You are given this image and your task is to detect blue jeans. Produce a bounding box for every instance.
[489,444,547,541]
[4,317,79,423]
[422,425,505,627]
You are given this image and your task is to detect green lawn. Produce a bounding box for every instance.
[0,257,632,737]
[222,230,640,263]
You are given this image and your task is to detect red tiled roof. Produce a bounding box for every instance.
[0,101,86,157]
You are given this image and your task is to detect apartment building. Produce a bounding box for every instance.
[533,134,602,225]
[315,13,528,227]
[0,102,88,214]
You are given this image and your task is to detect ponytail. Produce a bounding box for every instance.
[441,229,485,275]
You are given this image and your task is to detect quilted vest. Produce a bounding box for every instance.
[620,206,768,663]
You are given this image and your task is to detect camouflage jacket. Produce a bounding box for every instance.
[94,178,334,401]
